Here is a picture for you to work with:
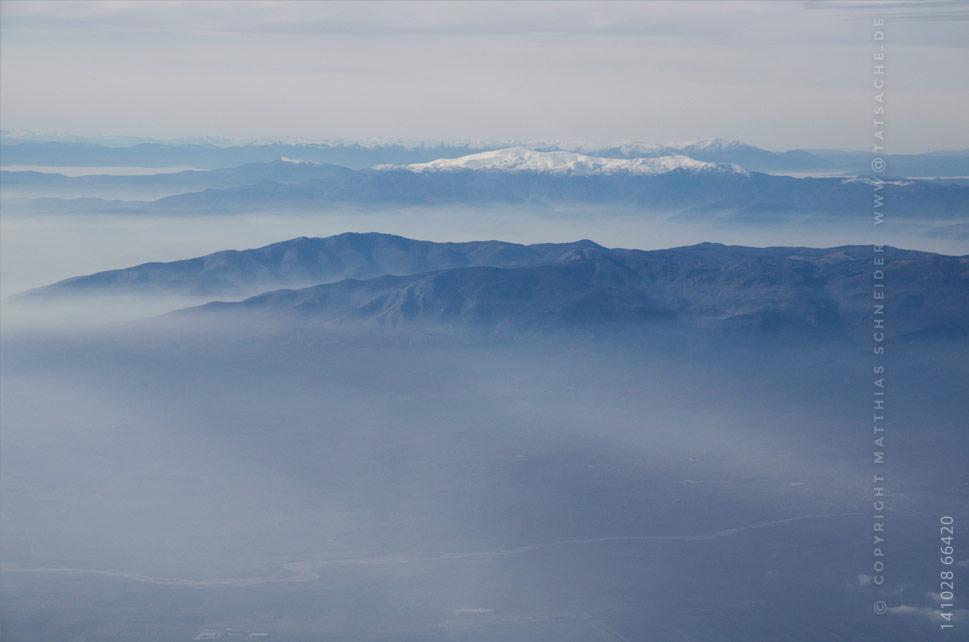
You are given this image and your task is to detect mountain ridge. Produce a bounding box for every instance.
[14,233,606,301]
[165,238,969,342]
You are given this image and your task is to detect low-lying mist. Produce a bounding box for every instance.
[2,316,965,640]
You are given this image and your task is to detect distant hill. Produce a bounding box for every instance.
[15,233,604,300]
[0,160,353,199]
[805,148,969,178]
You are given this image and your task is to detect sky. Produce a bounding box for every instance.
[1,0,967,152]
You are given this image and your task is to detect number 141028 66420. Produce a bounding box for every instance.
[939,516,957,632]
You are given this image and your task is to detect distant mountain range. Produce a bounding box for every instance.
[3,136,967,176]
[6,149,966,220]
[15,233,968,342]
[184,241,968,341]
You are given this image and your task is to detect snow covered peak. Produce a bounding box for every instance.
[676,138,746,152]
[279,156,322,165]
[374,148,749,177]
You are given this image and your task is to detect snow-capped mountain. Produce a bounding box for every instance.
[374,147,750,176]
[11,157,966,220]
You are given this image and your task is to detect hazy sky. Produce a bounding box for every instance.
[1,0,967,152]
